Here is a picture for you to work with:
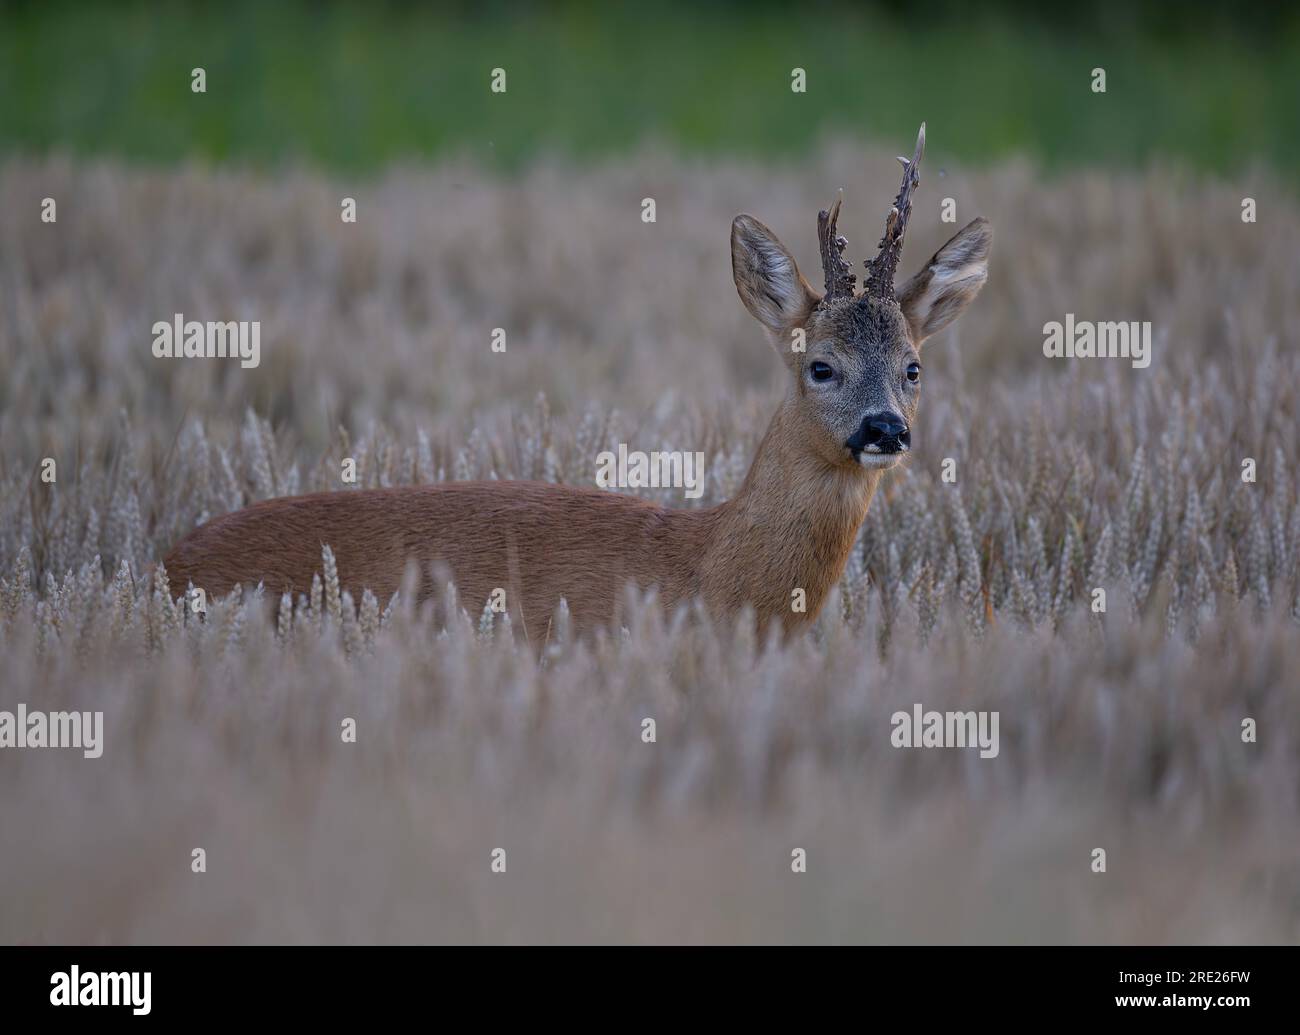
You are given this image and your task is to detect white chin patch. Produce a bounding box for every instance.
[854,451,903,470]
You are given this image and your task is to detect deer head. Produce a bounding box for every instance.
[730,124,992,471]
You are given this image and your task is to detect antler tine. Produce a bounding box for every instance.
[817,189,857,302]
[864,122,926,300]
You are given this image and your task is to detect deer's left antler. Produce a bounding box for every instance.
[863,122,926,301]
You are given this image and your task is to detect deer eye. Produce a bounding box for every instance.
[810,361,835,382]
[906,362,921,383]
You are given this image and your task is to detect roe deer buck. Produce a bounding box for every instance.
[164,124,992,641]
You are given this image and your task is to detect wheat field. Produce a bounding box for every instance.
[1,142,1298,943]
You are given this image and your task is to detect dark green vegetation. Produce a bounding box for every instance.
[2,0,1297,174]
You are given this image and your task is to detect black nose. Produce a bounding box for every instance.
[855,413,910,453]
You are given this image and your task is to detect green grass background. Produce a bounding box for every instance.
[2,0,1297,174]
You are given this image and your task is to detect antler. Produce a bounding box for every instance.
[816,190,857,302]
[863,122,926,300]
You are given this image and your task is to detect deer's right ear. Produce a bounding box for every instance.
[731,215,820,337]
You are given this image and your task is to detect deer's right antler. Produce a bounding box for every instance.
[817,190,857,303]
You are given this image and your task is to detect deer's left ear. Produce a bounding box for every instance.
[898,217,992,345]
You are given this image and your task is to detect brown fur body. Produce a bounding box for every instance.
[164,404,883,641]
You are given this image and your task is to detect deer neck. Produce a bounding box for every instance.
[699,398,881,630]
